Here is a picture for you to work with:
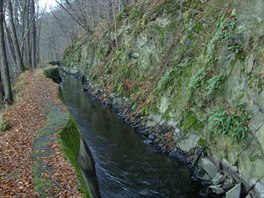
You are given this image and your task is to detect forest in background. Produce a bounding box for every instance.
[0,0,135,104]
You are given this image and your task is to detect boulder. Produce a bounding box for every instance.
[199,158,218,179]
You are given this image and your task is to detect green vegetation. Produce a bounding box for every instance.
[59,118,91,198]
[96,41,111,60]
[182,110,203,132]
[32,107,91,197]
[208,105,252,140]
[63,1,263,135]
[188,68,206,90]
[44,67,62,84]
[197,137,206,147]
[32,108,69,195]
[58,86,64,101]
[205,73,223,98]
[64,0,263,127]
[156,69,176,92]
[63,0,264,185]
[249,73,264,93]
[1,120,12,132]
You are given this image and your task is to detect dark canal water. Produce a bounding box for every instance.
[60,74,204,198]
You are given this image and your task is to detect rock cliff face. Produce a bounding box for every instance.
[63,0,264,196]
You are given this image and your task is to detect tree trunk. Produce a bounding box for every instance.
[30,0,37,68]
[36,1,41,64]
[0,0,13,103]
[23,0,31,67]
[7,0,25,73]
[3,18,16,66]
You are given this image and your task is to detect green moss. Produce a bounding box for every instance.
[32,108,69,195]
[182,110,203,132]
[59,118,91,198]
[32,106,92,197]
[197,137,206,147]
[60,119,80,164]
[58,86,64,102]
[1,120,12,132]
[44,67,62,84]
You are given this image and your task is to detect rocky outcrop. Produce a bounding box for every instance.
[63,0,264,196]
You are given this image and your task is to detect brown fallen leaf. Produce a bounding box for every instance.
[0,71,82,197]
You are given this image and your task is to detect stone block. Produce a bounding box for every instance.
[199,158,218,179]
[209,185,225,195]
[226,183,241,198]
[212,173,225,185]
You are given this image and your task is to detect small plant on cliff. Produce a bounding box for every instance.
[188,67,206,90]
[154,68,176,96]
[208,105,252,140]
[205,73,224,98]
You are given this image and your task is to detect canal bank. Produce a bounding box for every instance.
[43,67,100,198]
[0,68,93,197]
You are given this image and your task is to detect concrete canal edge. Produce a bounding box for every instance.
[32,66,95,197]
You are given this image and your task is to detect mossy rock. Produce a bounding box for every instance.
[44,67,62,84]
[197,137,206,147]
[1,120,12,132]
[182,110,203,132]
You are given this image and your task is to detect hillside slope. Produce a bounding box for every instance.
[63,0,264,196]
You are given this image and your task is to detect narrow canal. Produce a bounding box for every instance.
[60,74,204,198]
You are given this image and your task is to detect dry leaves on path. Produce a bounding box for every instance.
[0,70,82,197]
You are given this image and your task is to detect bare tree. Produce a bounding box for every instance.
[3,18,16,66]
[7,0,25,72]
[37,0,136,63]
[0,0,13,102]
[54,0,135,34]
[22,0,31,67]
[30,0,37,68]
[55,0,88,32]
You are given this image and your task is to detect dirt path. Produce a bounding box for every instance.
[0,70,82,197]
